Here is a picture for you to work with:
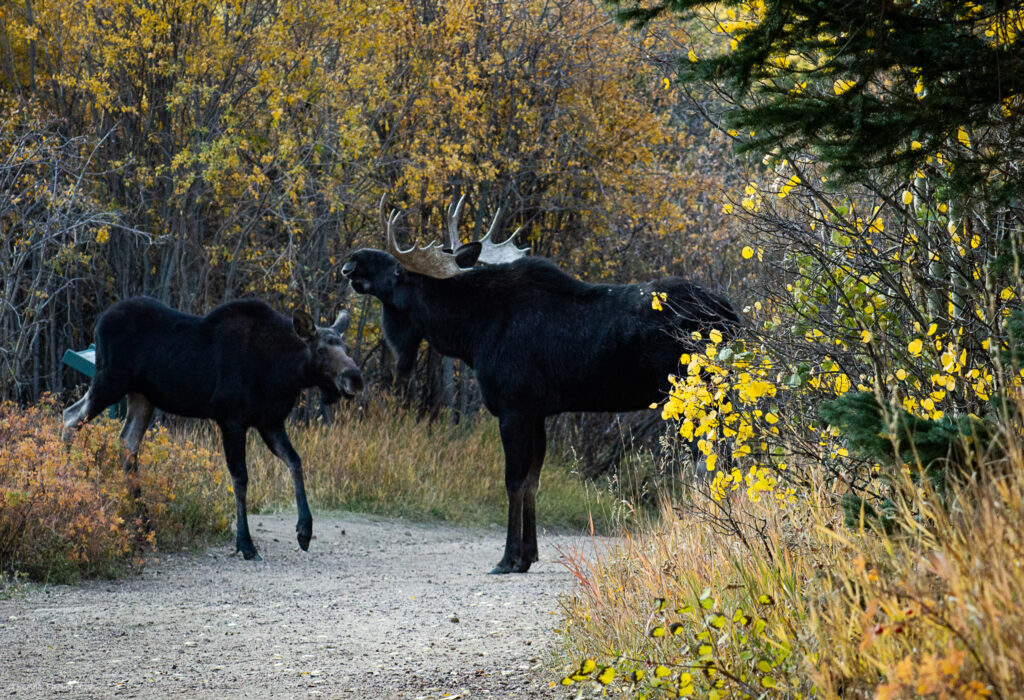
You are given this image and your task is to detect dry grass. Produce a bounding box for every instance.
[554,429,1024,698]
[1,394,637,585]
[233,397,631,533]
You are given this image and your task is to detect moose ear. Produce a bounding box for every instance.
[454,242,482,269]
[293,310,316,341]
[332,309,351,334]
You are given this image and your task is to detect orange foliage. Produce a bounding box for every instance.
[0,398,229,583]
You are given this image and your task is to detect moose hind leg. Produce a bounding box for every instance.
[63,371,129,440]
[62,391,92,440]
[258,424,313,552]
[120,393,155,508]
[220,423,260,561]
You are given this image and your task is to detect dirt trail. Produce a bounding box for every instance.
[0,513,601,698]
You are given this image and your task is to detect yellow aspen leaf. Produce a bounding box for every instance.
[833,78,856,94]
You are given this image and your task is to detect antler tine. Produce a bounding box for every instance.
[378,194,388,231]
[445,193,467,252]
[483,205,505,242]
[385,209,407,257]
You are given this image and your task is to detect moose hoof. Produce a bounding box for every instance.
[237,545,261,561]
[296,520,312,551]
[489,559,531,575]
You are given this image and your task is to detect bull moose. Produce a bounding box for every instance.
[341,199,739,573]
[62,296,363,560]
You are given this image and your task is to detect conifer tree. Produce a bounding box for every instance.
[612,0,1024,197]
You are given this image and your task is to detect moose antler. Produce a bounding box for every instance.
[477,205,529,264]
[381,196,467,279]
[446,194,528,264]
[380,195,529,278]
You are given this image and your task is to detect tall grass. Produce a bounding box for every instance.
[554,425,1024,698]
[236,397,635,533]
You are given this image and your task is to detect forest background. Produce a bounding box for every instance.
[4,0,1024,697]
[0,0,745,417]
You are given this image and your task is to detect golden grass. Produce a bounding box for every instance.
[2,395,643,583]
[554,431,1024,698]
[184,396,633,533]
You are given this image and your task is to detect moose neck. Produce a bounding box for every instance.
[393,272,485,364]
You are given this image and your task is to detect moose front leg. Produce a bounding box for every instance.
[492,413,543,574]
[521,418,546,566]
[220,423,260,560]
[258,423,313,552]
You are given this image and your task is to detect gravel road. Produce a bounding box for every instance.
[0,513,600,698]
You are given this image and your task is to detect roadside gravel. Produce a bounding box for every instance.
[0,512,601,699]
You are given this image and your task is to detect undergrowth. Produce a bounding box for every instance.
[239,397,636,533]
[1,394,642,583]
[0,397,230,584]
[554,428,1024,698]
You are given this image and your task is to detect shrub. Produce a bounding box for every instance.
[555,420,1024,698]
[0,398,229,583]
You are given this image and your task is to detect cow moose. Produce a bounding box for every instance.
[341,199,740,573]
[62,296,364,560]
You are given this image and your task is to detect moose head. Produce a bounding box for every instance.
[293,308,363,403]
